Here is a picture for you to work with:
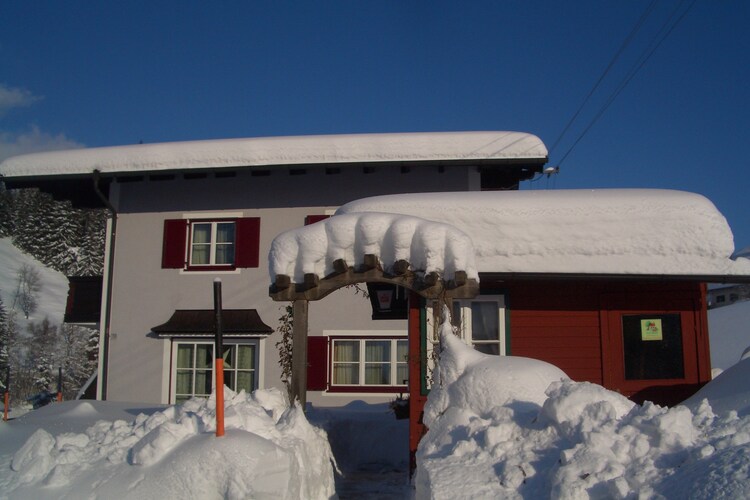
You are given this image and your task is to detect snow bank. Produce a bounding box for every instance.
[0,131,546,177]
[708,300,750,371]
[269,212,477,283]
[338,189,750,277]
[4,388,335,499]
[0,237,68,329]
[416,318,750,499]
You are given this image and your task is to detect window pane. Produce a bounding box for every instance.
[365,341,390,362]
[224,371,234,391]
[397,364,409,386]
[365,364,390,385]
[196,345,213,368]
[236,371,254,393]
[191,245,210,265]
[176,370,192,395]
[216,223,235,243]
[333,364,359,384]
[177,345,194,368]
[195,370,212,396]
[222,346,234,369]
[474,343,500,355]
[622,314,684,380]
[192,224,211,243]
[236,345,255,369]
[215,243,235,265]
[334,341,359,362]
[396,340,408,362]
[471,302,499,341]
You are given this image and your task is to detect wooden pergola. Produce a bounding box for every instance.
[269,254,479,408]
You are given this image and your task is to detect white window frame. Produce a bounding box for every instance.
[189,220,236,267]
[330,337,408,388]
[170,340,259,404]
[452,295,506,355]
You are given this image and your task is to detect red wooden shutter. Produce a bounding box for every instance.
[305,214,330,225]
[235,217,261,268]
[162,219,188,269]
[307,336,329,391]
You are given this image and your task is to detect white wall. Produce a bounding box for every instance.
[105,164,473,404]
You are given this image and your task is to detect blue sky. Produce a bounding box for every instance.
[1,1,748,248]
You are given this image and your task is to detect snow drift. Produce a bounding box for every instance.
[416,320,750,499]
[4,388,335,499]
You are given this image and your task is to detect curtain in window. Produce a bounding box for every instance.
[365,340,390,385]
[215,223,235,265]
[333,341,359,384]
[396,340,409,385]
[191,224,211,264]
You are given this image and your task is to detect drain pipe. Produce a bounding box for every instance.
[93,169,116,400]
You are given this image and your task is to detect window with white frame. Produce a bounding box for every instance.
[173,341,258,403]
[331,338,408,387]
[452,295,506,355]
[190,221,236,266]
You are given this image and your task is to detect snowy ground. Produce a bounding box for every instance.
[0,237,68,331]
[3,329,750,499]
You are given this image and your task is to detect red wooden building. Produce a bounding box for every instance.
[269,189,750,464]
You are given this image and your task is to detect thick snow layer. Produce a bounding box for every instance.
[269,212,478,283]
[708,300,750,371]
[338,189,750,277]
[0,238,68,330]
[416,318,750,499]
[0,388,335,499]
[0,131,546,178]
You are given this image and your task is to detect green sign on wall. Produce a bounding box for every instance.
[641,319,663,341]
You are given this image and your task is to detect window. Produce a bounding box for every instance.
[173,341,258,403]
[190,221,235,266]
[452,296,506,355]
[162,217,260,270]
[621,314,684,380]
[331,338,408,388]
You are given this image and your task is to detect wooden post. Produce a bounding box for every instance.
[213,279,225,437]
[57,367,63,402]
[3,366,9,421]
[291,300,309,409]
[408,291,428,477]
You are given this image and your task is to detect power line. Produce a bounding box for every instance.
[549,0,659,156]
[555,0,699,167]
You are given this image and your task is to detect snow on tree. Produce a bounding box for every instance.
[57,324,95,399]
[28,318,57,392]
[12,263,41,319]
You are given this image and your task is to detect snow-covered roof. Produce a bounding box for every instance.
[331,189,750,278]
[0,131,547,179]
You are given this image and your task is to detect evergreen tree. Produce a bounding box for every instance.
[57,324,92,399]
[28,318,57,392]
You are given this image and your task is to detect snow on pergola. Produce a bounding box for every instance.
[335,189,750,278]
[270,213,478,283]
[0,131,546,177]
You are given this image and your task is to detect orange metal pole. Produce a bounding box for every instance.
[214,279,225,437]
[215,358,225,437]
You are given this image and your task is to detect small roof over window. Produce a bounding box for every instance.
[151,309,273,338]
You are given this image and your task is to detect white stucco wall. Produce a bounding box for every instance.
[104,164,473,404]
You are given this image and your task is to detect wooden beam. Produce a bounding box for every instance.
[270,269,479,302]
[291,300,309,409]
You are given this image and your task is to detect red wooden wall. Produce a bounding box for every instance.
[482,277,711,406]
